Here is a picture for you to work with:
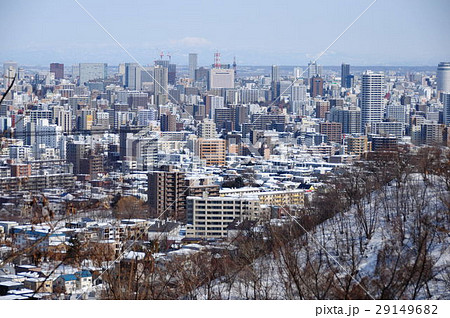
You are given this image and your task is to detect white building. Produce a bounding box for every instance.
[35,119,62,149]
[437,62,450,96]
[197,118,217,139]
[361,71,385,133]
[209,68,234,89]
[186,194,261,239]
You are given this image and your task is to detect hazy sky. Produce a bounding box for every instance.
[1,0,449,66]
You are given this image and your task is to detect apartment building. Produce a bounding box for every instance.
[346,136,368,157]
[148,166,186,220]
[198,138,226,166]
[186,194,261,239]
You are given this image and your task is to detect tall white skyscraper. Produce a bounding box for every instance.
[291,84,307,102]
[360,71,384,133]
[437,62,450,97]
[3,61,17,76]
[291,84,307,115]
[3,61,17,87]
[293,67,303,80]
[189,53,198,80]
[207,95,225,119]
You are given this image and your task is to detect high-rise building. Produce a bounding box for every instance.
[168,63,176,85]
[386,104,406,123]
[189,53,198,80]
[52,106,72,133]
[124,63,142,90]
[195,66,209,82]
[71,64,79,78]
[315,100,330,118]
[154,65,168,95]
[79,63,107,85]
[346,136,368,156]
[419,123,444,146]
[291,84,307,115]
[3,61,17,76]
[118,63,126,76]
[197,118,217,138]
[50,63,64,79]
[3,61,17,87]
[329,106,361,134]
[160,113,176,132]
[361,71,384,133]
[77,109,95,131]
[234,105,249,130]
[66,141,88,175]
[148,166,186,220]
[140,66,154,83]
[319,122,342,143]
[271,65,280,82]
[35,119,62,149]
[443,93,450,125]
[341,63,351,88]
[250,114,286,130]
[214,108,235,131]
[154,65,168,105]
[205,95,224,119]
[209,68,234,89]
[437,62,450,98]
[307,61,322,79]
[127,92,148,109]
[137,108,157,126]
[239,88,259,104]
[198,138,226,166]
[277,81,292,100]
[271,65,280,98]
[154,59,169,68]
[372,122,405,138]
[310,75,324,97]
[294,67,303,79]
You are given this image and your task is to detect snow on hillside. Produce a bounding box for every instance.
[192,173,449,300]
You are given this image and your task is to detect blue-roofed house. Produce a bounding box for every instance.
[54,274,77,294]
[75,270,92,289]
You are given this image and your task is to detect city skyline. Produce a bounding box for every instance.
[0,0,449,304]
[1,0,449,66]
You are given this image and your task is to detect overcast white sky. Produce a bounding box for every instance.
[1,0,449,66]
